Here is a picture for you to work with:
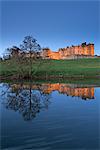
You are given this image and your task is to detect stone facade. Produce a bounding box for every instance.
[41,42,94,60]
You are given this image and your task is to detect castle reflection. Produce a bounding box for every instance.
[0,82,95,121]
[11,83,95,100]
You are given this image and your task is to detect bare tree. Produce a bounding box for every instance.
[20,36,41,78]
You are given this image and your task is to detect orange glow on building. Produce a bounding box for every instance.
[41,43,94,60]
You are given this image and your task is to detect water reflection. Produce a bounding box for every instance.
[1,82,100,150]
[11,83,95,100]
[0,83,51,121]
[0,82,95,121]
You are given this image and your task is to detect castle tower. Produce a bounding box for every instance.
[87,44,94,56]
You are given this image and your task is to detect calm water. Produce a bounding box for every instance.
[0,82,100,150]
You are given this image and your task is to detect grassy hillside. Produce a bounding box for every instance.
[0,58,100,79]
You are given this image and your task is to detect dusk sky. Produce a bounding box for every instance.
[0,0,100,56]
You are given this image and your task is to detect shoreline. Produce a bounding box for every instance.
[1,74,100,81]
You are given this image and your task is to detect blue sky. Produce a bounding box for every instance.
[0,0,100,56]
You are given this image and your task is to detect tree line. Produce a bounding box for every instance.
[3,36,42,60]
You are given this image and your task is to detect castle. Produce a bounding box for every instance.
[41,42,94,60]
[10,42,94,60]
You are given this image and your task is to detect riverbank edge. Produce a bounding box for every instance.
[0,74,100,81]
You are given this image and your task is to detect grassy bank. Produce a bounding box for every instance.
[0,58,100,79]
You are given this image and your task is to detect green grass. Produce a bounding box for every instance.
[0,58,100,79]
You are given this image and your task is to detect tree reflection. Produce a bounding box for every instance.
[0,82,51,121]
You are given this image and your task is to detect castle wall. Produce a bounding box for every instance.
[42,43,94,60]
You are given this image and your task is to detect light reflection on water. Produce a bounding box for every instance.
[0,82,100,150]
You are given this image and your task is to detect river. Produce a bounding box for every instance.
[0,81,100,150]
